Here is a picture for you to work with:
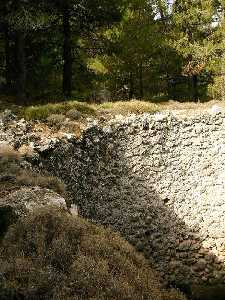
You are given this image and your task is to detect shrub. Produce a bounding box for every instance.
[0,145,21,182]
[46,114,67,128]
[0,207,186,300]
[66,108,82,120]
[0,147,65,196]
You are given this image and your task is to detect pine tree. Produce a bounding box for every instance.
[94,0,171,99]
[0,0,51,103]
[211,0,225,100]
[42,0,124,98]
[172,0,219,101]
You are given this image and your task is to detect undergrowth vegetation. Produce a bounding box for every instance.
[21,99,225,122]
[99,100,159,114]
[0,207,186,300]
[23,101,97,120]
[22,100,160,121]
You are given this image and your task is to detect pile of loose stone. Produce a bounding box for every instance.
[0,110,78,240]
[37,107,225,297]
[0,110,76,157]
[2,108,225,299]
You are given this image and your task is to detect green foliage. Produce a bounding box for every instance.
[172,0,220,76]
[0,207,186,300]
[0,0,225,102]
[93,1,163,99]
[208,75,224,99]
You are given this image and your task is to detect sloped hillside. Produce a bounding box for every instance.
[0,207,186,300]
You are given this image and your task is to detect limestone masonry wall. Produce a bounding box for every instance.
[44,110,225,289]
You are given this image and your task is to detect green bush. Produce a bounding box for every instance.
[0,207,186,300]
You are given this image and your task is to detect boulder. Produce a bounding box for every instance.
[0,109,16,124]
[0,187,68,239]
[18,144,36,158]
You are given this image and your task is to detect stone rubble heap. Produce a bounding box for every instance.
[0,110,78,240]
[40,107,225,289]
[0,110,75,156]
[2,108,225,292]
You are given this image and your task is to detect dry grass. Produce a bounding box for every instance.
[0,144,21,161]
[23,101,97,120]
[22,98,225,122]
[101,99,225,116]
[0,207,186,300]
[157,99,225,112]
[66,108,82,120]
[22,100,160,121]
[0,146,65,196]
[46,113,67,128]
[16,171,65,195]
[99,100,159,115]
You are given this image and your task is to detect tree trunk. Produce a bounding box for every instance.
[139,63,144,99]
[4,26,11,91]
[192,74,198,102]
[129,72,134,100]
[15,31,26,104]
[63,4,72,98]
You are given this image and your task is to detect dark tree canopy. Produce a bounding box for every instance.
[0,0,224,103]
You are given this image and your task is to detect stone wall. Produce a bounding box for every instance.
[43,110,225,293]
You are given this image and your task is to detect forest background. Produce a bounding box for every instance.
[1,0,225,105]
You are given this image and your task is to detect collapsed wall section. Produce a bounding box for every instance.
[43,111,225,290]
